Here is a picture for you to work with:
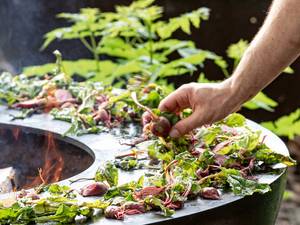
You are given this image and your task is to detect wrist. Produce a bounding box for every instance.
[219,78,246,113]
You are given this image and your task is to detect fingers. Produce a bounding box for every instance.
[159,85,191,113]
[169,112,203,138]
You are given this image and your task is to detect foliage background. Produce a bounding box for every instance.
[1,0,299,125]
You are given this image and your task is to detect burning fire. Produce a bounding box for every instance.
[12,128,20,141]
[0,125,94,196]
[26,132,64,188]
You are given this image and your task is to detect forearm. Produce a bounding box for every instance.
[226,0,300,106]
[159,0,300,136]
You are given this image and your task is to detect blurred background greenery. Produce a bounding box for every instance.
[0,1,299,224]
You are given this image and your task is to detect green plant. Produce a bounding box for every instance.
[25,1,288,112]
[24,1,278,112]
[22,0,300,137]
[261,109,300,140]
[25,0,227,85]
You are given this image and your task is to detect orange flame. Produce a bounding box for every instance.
[12,128,20,141]
[27,133,64,187]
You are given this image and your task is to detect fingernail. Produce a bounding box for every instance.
[170,128,180,138]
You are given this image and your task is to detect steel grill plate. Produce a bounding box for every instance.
[0,106,288,225]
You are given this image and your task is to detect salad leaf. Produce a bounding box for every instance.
[144,196,174,217]
[95,162,119,187]
[222,113,246,127]
[254,146,297,166]
[227,175,271,196]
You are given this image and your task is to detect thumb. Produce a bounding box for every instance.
[169,112,203,138]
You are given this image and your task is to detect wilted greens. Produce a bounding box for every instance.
[0,111,296,224]
[0,51,172,136]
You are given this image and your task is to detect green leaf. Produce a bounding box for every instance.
[95,162,119,187]
[227,39,249,62]
[82,200,110,209]
[23,59,118,84]
[197,73,211,83]
[198,150,215,169]
[222,113,246,127]
[283,66,294,74]
[41,8,102,50]
[196,126,221,146]
[78,92,96,114]
[158,50,208,77]
[144,196,174,217]
[149,148,175,163]
[155,7,209,39]
[24,59,97,77]
[0,72,49,105]
[57,8,100,23]
[254,147,297,166]
[37,2,217,85]
[179,16,191,34]
[98,37,146,60]
[261,109,300,139]
[234,130,261,151]
[0,205,19,220]
[112,60,143,78]
[130,0,156,9]
[10,109,35,120]
[243,92,278,112]
[114,157,139,171]
[47,184,71,195]
[178,48,228,75]
[35,204,78,223]
[227,175,271,196]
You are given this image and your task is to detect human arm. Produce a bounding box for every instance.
[159,0,300,138]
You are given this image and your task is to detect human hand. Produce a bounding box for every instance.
[159,81,241,138]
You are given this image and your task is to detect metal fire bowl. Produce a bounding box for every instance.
[0,106,288,225]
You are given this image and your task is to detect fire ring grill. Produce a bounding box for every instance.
[0,124,95,192]
[0,105,288,225]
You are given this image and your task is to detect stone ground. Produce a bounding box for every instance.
[276,138,300,225]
